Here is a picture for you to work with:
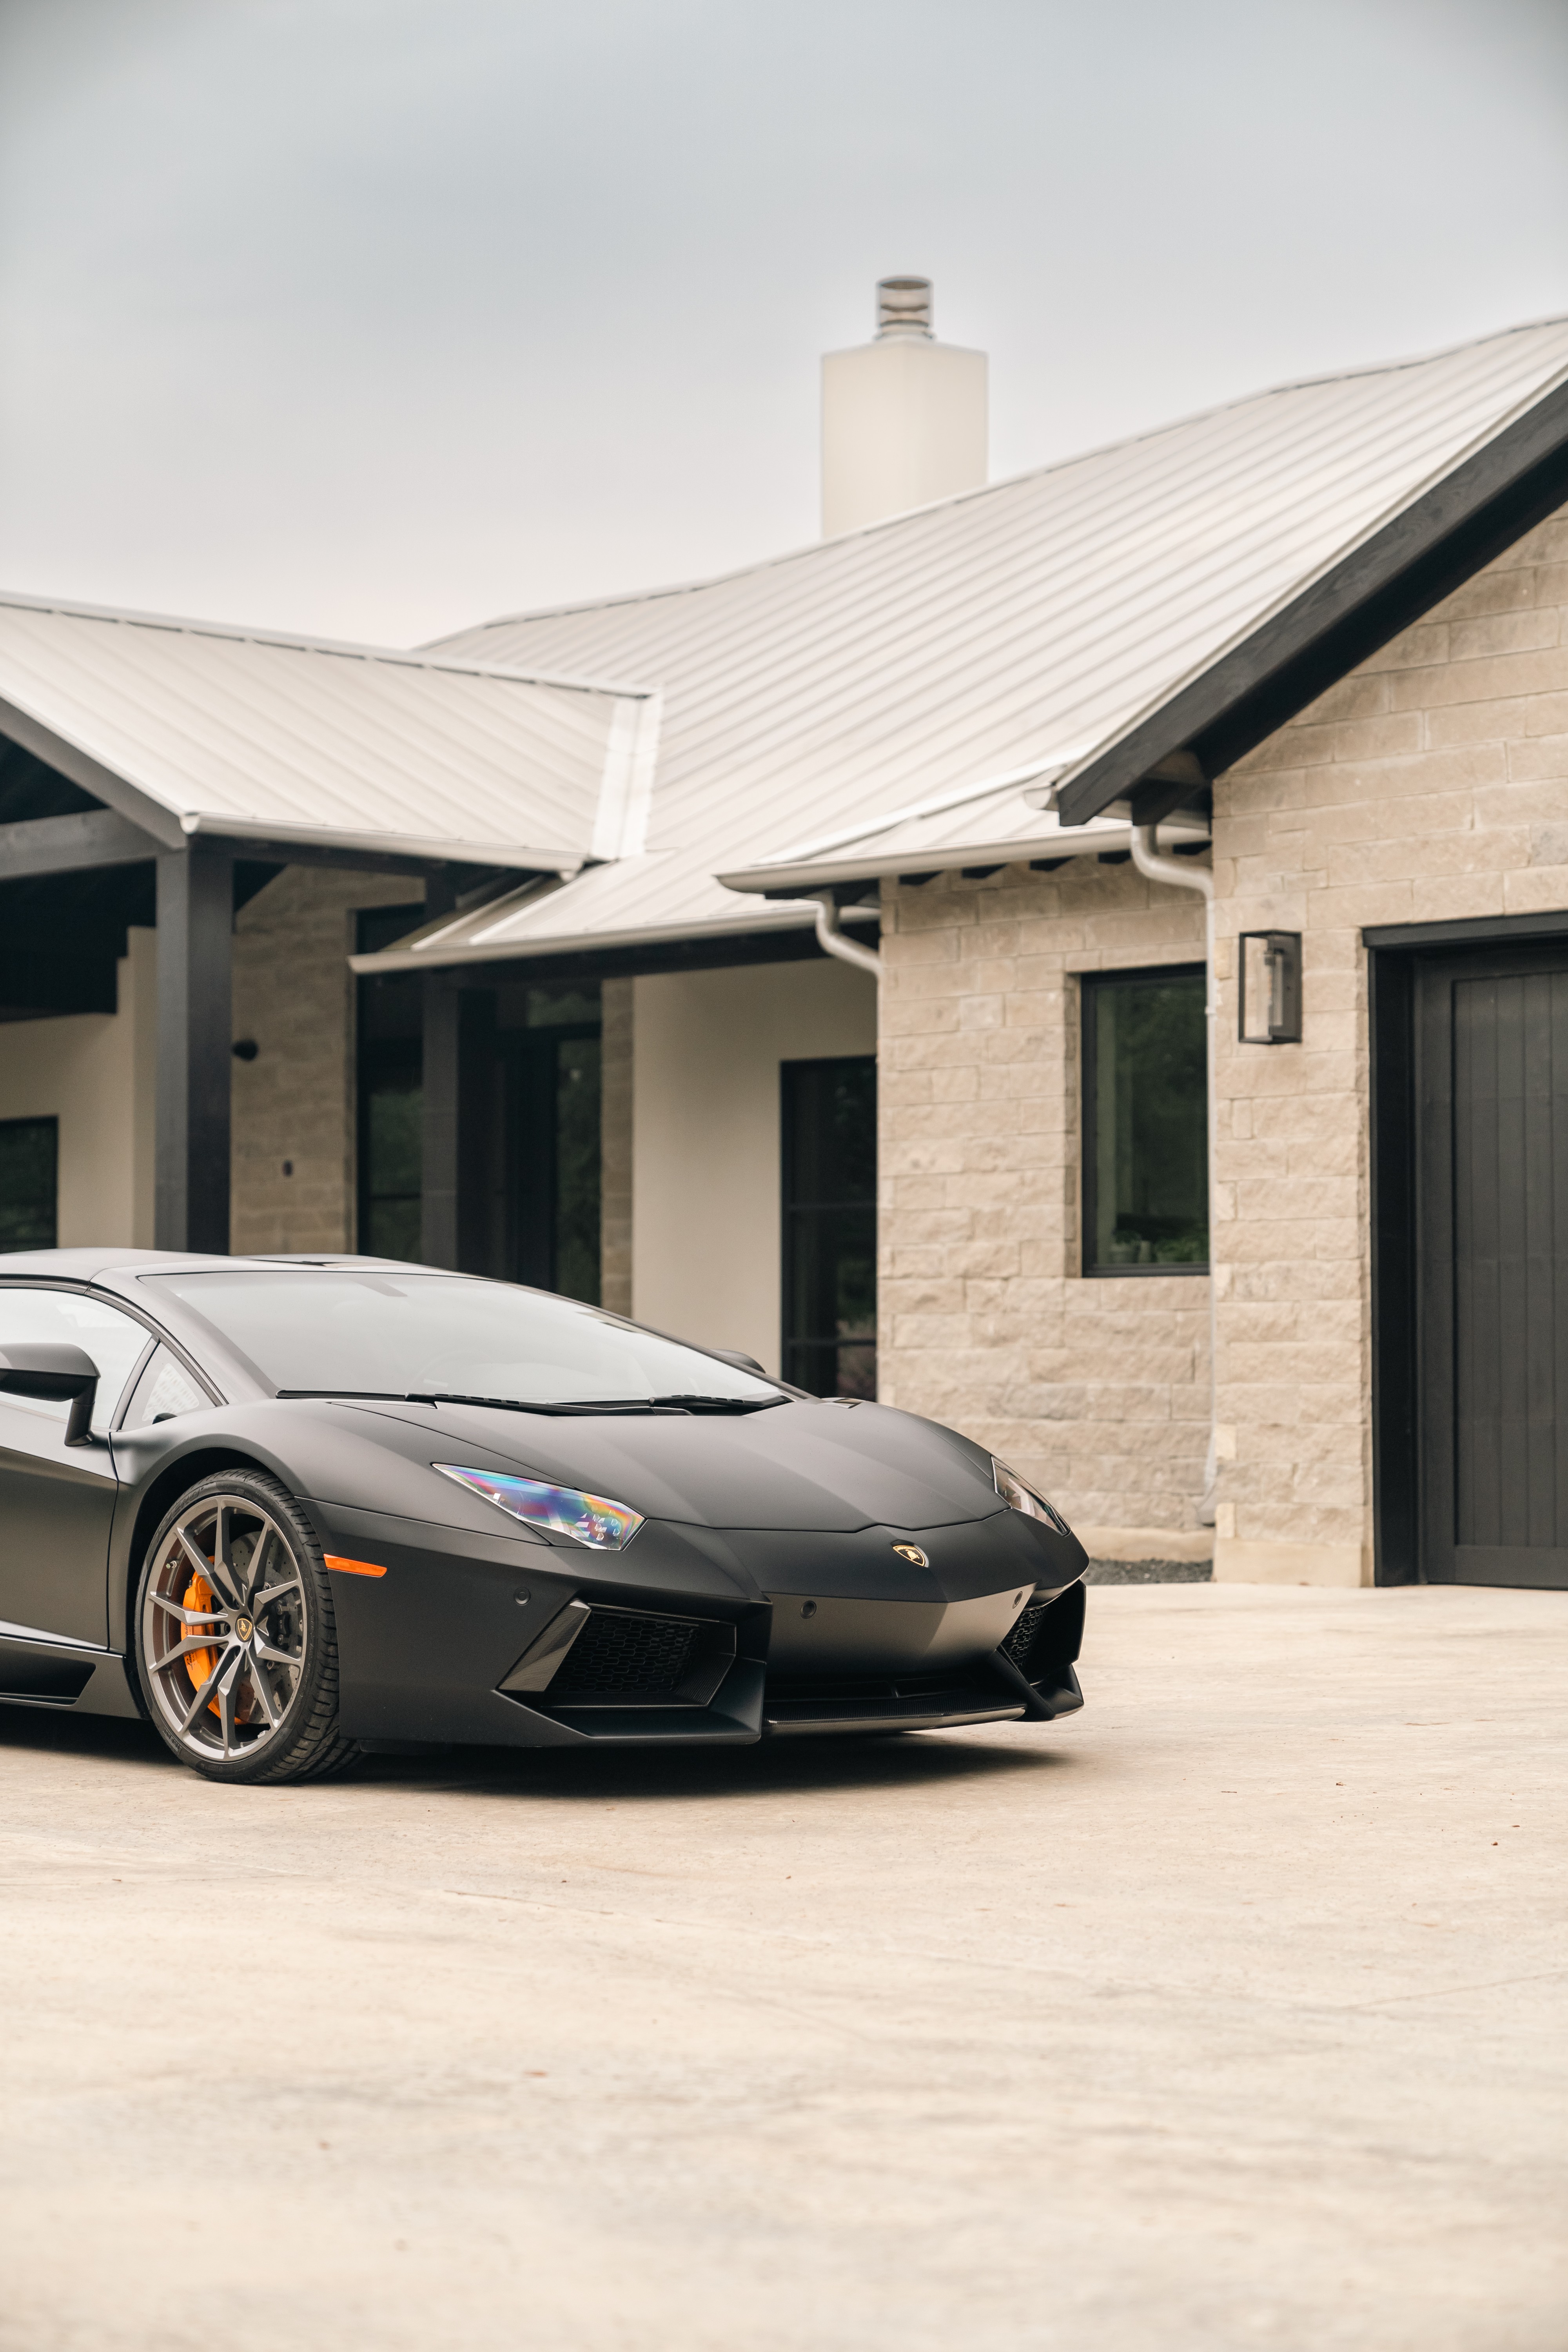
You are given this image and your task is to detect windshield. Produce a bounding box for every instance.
[145,1271,783,1408]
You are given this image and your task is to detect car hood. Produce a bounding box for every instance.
[339,1396,1004,1534]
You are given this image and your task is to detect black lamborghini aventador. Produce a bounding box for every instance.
[0,1252,1087,1784]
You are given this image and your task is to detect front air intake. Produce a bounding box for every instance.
[501,1601,740,1711]
[551,1608,702,1698]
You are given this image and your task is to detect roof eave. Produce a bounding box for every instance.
[1055,370,1568,826]
[347,899,879,975]
[719,821,1214,893]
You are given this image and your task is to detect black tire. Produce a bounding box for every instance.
[132,1468,360,1786]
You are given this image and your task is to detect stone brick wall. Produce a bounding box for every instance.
[879,502,1568,1579]
[230,870,421,1254]
[878,859,1210,1551]
[1209,501,1568,1583]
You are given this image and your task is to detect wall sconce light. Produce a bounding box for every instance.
[1238,931,1302,1044]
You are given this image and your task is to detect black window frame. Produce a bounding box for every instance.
[1080,962,1209,1279]
[780,1053,877,1398]
[354,905,425,1265]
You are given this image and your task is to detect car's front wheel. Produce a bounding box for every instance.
[133,1470,359,1784]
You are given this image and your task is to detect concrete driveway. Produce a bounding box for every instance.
[1,1582,1563,2352]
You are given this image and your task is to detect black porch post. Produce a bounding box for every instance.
[156,846,234,1254]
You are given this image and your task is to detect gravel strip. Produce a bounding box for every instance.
[1083,1557,1214,1584]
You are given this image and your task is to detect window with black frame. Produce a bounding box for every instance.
[1082,966,1208,1274]
[782,1056,876,1396]
[354,909,601,1298]
[503,995,602,1304]
[356,906,425,1263]
[0,1116,58,1252]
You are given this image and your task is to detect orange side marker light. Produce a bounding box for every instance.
[325,1554,388,1579]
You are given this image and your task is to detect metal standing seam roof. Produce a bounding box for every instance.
[374,314,1568,966]
[0,595,658,869]
[716,766,1212,894]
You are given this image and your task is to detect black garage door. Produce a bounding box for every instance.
[1413,946,1568,1586]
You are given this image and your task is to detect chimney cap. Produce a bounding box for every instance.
[876,276,933,340]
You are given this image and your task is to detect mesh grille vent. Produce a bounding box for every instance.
[552,1608,700,1698]
[1001,1599,1049,1668]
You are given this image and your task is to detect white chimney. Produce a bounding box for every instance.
[820,277,988,538]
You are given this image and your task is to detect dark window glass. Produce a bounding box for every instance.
[361,1060,423,1261]
[782,1056,876,1396]
[356,906,426,1265]
[552,1031,602,1305]
[1083,967,1208,1274]
[0,1117,57,1251]
[354,920,601,1298]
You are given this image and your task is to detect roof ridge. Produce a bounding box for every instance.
[0,590,654,699]
[431,312,1568,643]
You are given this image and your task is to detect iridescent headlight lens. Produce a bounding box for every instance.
[436,1464,644,1551]
[992,1456,1072,1537]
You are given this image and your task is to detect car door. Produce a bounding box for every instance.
[0,1287,155,1646]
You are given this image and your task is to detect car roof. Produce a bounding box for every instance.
[0,1250,448,1283]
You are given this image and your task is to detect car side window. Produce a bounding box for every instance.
[0,1288,155,1434]
[119,1344,210,1430]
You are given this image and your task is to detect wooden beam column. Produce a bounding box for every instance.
[156,845,234,1254]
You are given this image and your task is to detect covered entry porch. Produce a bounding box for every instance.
[0,592,646,1260]
[351,918,879,1388]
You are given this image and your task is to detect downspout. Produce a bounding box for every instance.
[811,891,882,978]
[1129,826,1218,1527]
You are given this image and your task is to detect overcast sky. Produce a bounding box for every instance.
[2,0,1566,646]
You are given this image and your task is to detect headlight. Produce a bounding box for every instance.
[992,1456,1072,1537]
[436,1464,644,1551]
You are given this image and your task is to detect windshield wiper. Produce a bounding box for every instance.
[408,1392,684,1416]
[642,1393,786,1414]
[279,1389,785,1416]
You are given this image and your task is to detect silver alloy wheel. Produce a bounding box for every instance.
[141,1493,308,1763]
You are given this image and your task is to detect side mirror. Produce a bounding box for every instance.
[0,1343,101,1446]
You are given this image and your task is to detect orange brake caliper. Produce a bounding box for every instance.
[183,1570,222,1716]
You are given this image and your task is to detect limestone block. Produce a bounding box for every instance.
[1214,1536,1370,1586]
[1420,696,1538,750]
[880,1206,973,1244]
[1298,671,1393,725]
[1407,875,1507,922]
[1448,608,1560,662]
[1431,563,1537,620]
[1504,866,1568,913]
[1358,618,1451,669]
[886,1245,947,1279]
[1397,644,1568,710]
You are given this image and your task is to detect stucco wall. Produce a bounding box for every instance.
[1209,499,1568,1586]
[0,926,157,1249]
[877,862,1210,1554]
[631,957,878,1373]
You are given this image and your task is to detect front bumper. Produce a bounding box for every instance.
[310,1497,1086,1749]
